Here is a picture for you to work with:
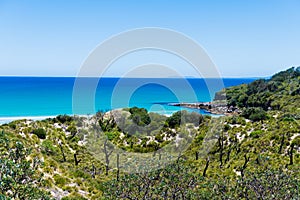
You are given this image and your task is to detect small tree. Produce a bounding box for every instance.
[129,107,151,126]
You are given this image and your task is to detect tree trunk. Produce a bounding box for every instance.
[74,153,81,166]
[225,147,231,164]
[218,134,224,168]
[255,156,260,165]
[116,153,120,181]
[240,154,250,178]
[289,143,295,165]
[203,157,210,177]
[103,139,113,176]
[92,163,95,178]
[59,143,66,162]
[278,134,285,154]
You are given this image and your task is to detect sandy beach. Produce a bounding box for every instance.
[0,116,57,125]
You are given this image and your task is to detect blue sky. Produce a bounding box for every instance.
[0,0,300,77]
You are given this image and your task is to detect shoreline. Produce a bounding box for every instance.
[0,116,58,125]
[0,112,170,125]
[0,105,224,125]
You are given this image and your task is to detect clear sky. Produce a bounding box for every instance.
[0,0,300,77]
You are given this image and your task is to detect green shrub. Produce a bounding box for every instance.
[166,110,203,128]
[62,185,75,193]
[67,125,77,135]
[33,128,46,139]
[242,107,267,121]
[105,131,119,141]
[8,123,16,129]
[71,170,91,179]
[129,107,151,126]
[166,111,182,128]
[55,115,73,124]
[155,133,164,142]
[250,130,263,138]
[224,124,231,131]
[41,139,58,155]
[53,174,68,186]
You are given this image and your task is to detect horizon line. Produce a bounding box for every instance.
[0,75,265,79]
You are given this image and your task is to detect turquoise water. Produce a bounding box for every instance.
[0,77,255,118]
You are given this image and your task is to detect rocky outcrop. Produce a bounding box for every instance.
[169,102,241,115]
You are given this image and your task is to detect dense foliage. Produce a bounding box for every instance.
[215,67,300,115]
[241,107,267,121]
[103,161,299,199]
[0,131,51,199]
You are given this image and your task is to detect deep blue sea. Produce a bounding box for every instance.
[0,77,256,119]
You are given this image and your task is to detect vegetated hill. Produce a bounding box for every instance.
[215,67,300,118]
[0,68,300,199]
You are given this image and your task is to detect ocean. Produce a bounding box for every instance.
[0,77,255,121]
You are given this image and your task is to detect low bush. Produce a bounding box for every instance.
[33,128,46,139]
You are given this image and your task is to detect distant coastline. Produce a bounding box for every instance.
[0,116,57,125]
